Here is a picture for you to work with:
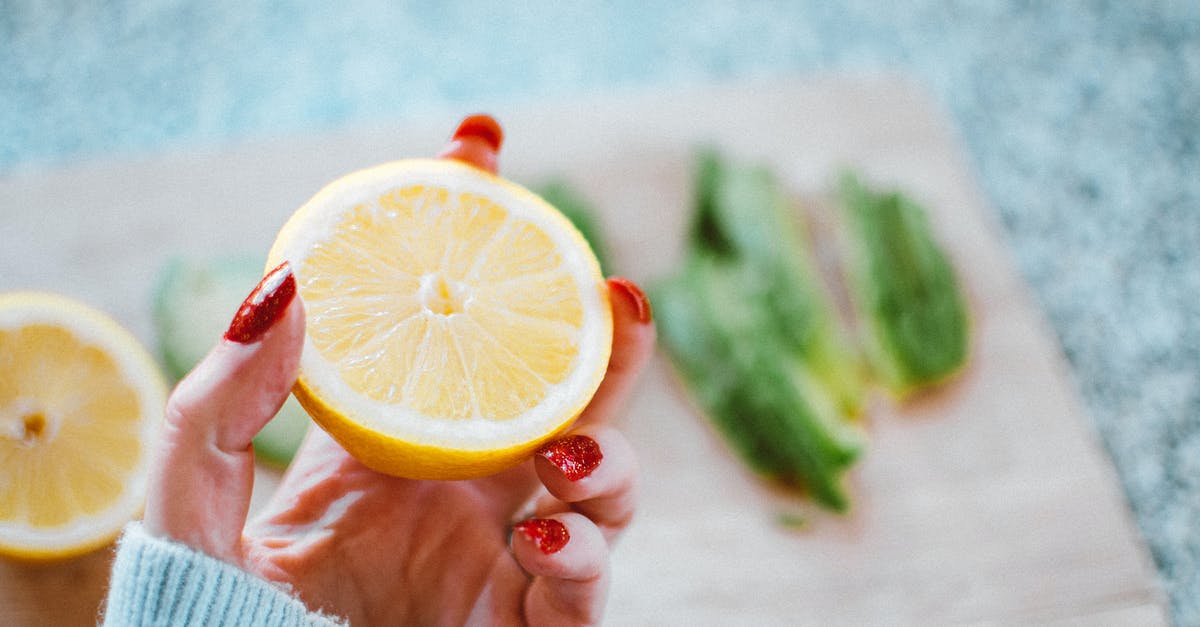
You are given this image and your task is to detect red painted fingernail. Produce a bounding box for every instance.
[224,262,296,344]
[453,114,503,151]
[437,114,503,174]
[513,518,570,555]
[538,435,603,481]
[607,277,652,324]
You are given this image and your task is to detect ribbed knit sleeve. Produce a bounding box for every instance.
[102,523,346,626]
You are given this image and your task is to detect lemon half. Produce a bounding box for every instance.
[269,158,612,479]
[0,292,166,559]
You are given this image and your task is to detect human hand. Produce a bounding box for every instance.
[142,265,655,626]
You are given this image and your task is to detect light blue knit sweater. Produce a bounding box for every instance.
[103,523,346,626]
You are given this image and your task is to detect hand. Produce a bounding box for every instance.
[142,270,656,626]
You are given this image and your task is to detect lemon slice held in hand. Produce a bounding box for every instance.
[268,157,612,480]
[0,292,166,559]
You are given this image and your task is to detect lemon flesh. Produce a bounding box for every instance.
[0,293,165,559]
[269,159,612,479]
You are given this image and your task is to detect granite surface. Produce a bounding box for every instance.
[2,1,1198,622]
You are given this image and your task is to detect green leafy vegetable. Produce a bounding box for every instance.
[653,151,865,511]
[838,173,970,395]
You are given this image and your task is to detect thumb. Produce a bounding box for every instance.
[142,262,304,564]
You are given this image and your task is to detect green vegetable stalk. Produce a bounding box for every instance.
[653,151,865,511]
[837,173,970,396]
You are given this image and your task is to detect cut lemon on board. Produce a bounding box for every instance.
[0,292,166,559]
[268,156,612,480]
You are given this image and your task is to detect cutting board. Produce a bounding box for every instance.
[0,77,1165,625]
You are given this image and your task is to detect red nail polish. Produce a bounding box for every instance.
[513,518,570,555]
[436,114,503,174]
[224,262,296,344]
[538,435,603,481]
[607,277,652,323]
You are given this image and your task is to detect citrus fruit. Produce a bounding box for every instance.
[0,292,166,559]
[268,157,612,480]
[153,257,311,466]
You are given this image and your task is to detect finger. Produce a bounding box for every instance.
[143,262,304,564]
[534,427,638,542]
[573,277,656,430]
[485,277,656,518]
[511,512,609,625]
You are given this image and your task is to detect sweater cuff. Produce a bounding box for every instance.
[103,522,345,626]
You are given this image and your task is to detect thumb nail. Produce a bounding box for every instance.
[224,262,296,344]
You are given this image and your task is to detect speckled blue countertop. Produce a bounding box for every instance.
[3,1,1198,621]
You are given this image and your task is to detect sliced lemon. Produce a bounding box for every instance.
[269,158,612,480]
[0,292,166,559]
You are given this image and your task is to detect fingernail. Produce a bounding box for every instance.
[537,434,603,481]
[437,114,503,174]
[452,114,503,152]
[607,277,652,324]
[224,262,296,344]
[513,518,570,555]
